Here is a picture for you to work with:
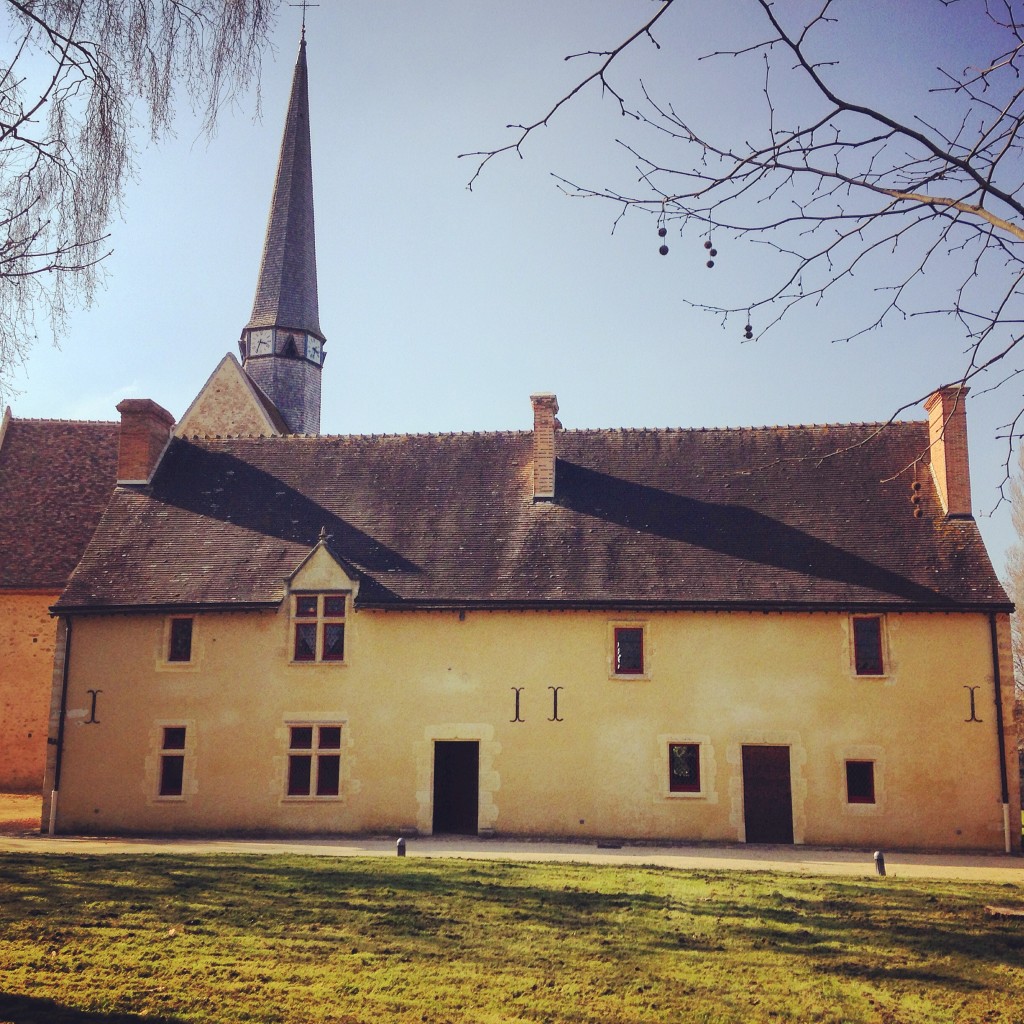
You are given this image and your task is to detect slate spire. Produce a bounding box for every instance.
[240,34,325,435]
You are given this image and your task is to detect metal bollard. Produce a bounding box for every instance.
[873,850,885,876]
[396,837,406,857]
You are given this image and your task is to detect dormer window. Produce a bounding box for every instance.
[292,593,347,663]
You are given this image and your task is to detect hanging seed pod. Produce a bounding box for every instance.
[706,260,715,268]
[709,248,718,257]
[704,239,713,250]
[658,226,667,238]
[659,244,669,256]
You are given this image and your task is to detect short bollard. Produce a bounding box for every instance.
[396,837,406,857]
[873,850,886,877]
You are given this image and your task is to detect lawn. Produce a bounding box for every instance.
[0,854,1022,1024]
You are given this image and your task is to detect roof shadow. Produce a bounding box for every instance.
[152,441,420,579]
[555,461,950,604]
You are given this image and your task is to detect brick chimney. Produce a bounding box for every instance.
[531,393,559,501]
[923,386,972,518]
[116,398,175,484]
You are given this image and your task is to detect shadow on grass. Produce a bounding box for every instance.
[0,993,183,1024]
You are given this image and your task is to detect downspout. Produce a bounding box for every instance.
[48,617,72,837]
[988,613,1012,854]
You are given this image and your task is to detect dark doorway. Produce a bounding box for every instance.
[432,741,479,835]
[742,745,794,844]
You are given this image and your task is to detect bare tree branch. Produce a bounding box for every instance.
[0,0,277,400]
[469,0,1024,501]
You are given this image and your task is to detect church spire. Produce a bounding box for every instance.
[240,34,324,435]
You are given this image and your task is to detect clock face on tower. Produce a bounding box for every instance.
[250,329,273,356]
[306,335,322,364]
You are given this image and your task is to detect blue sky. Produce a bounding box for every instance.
[8,0,1022,573]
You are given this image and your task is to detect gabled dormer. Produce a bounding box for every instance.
[174,354,286,439]
[286,533,360,665]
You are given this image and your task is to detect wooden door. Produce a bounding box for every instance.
[432,741,479,835]
[742,745,794,844]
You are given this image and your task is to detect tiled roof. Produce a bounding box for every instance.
[243,36,322,340]
[56,421,1010,612]
[0,417,119,590]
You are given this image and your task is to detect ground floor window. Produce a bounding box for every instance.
[668,742,701,793]
[286,724,342,797]
[158,726,187,797]
[845,759,876,804]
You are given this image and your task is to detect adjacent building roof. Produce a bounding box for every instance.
[56,420,1010,613]
[0,415,119,591]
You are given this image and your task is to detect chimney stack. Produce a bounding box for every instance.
[530,393,560,501]
[116,399,175,484]
[923,386,972,518]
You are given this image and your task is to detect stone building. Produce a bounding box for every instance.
[36,34,1021,850]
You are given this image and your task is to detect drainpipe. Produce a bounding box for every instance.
[48,617,72,837]
[988,613,1012,854]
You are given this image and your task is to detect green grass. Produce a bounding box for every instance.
[0,855,1022,1023]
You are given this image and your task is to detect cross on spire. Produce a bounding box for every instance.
[289,1,319,38]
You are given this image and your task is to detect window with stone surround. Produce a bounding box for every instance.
[158,726,187,798]
[668,742,702,794]
[167,617,193,663]
[851,615,885,676]
[845,760,876,804]
[292,593,346,663]
[611,624,647,677]
[286,724,342,797]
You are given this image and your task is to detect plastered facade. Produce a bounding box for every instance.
[0,592,58,791]
[43,582,1021,851]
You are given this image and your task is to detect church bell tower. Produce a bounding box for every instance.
[240,33,325,435]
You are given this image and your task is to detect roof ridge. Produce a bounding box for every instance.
[8,416,118,426]
[562,419,923,434]
[182,420,926,443]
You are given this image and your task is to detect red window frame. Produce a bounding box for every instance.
[158,726,186,797]
[286,724,342,797]
[614,627,645,675]
[668,742,701,793]
[292,594,347,663]
[845,760,876,804]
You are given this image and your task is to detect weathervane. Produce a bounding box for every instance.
[289,1,320,37]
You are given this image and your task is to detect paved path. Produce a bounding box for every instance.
[1,831,1021,884]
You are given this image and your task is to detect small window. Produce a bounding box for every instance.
[614,627,645,675]
[846,760,876,804]
[168,618,193,662]
[291,594,347,664]
[158,726,186,797]
[852,616,884,675]
[669,742,701,793]
[286,724,342,797]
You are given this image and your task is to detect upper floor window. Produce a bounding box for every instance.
[168,617,193,663]
[292,593,346,663]
[613,626,645,676]
[852,615,885,676]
